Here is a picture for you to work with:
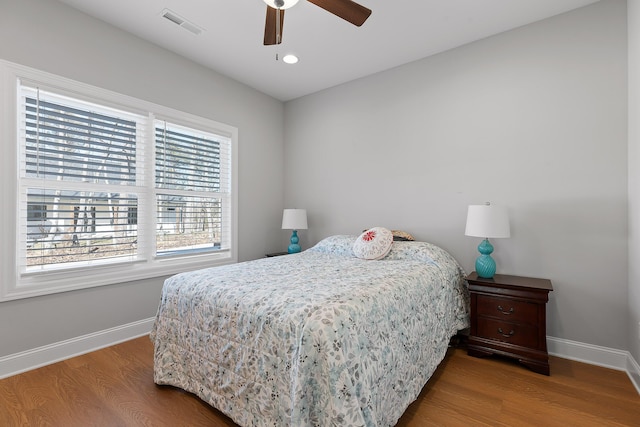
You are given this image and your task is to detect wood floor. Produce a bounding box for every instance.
[1,336,639,426]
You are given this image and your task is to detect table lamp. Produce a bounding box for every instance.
[465,202,510,279]
[282,209,307,253]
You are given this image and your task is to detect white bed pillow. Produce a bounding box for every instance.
[353,227,393,260]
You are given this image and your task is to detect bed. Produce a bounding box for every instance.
[150,234,469,426]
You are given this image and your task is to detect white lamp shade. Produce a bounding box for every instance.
[282,209,308,230]
[465,204,510,239]
[263,0,299,9]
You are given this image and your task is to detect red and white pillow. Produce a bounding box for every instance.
[353,227,393,260]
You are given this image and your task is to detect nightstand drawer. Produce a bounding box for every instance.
[476,295,538,324]
[476,317,538,348]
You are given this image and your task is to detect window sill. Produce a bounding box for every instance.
[1,251,236,302]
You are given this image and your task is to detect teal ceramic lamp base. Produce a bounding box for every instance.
[475,238,496,279]
[288,230,301,253]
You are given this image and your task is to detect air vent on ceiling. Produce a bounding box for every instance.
[161,8,203,36]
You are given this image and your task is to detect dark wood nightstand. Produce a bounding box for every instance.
[466,272,553,375]
[265,251,289,257]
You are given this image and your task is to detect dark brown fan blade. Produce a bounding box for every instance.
[307,0,371,26]
[264,6,285,45]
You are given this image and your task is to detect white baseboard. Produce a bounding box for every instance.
[547,335,640,395]
[0,317,155,380]
[626,351,640,395]
[547,336,630,370]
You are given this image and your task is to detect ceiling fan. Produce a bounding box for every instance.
[262,0,372,45]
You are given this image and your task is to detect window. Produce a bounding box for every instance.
[0,61,237,300]
[21,86,143,269]
[154,120,230,256]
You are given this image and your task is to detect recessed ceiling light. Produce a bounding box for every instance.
[283,54,299,64]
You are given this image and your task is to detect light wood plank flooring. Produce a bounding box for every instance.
[1,336,638,426]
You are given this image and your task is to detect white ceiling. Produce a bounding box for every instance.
[56,0,600,101]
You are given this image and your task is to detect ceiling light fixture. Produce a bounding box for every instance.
[263,0,299,9]
[283,54,299,64]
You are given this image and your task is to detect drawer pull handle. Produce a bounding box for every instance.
[498,328,515,337]
[497,305,514,315]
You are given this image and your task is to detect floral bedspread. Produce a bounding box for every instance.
[150,235,469,426]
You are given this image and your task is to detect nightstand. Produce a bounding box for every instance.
[265,251,289,257]
[466,272,553,375]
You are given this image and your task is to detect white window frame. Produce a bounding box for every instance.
[0,61,238,301]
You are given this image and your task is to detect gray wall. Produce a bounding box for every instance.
[0,0,635,363]
[629,0,640,364]
[0,0,284,357]
[284,1,629,350]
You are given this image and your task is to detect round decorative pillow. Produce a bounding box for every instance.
[353,227,393,260]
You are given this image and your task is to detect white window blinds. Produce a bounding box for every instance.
[24,93,139,184]
[154,120,232,256]
[16,81,233,275]
[19,85,146,271]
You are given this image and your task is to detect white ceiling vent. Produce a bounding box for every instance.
[161,9,203,36]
